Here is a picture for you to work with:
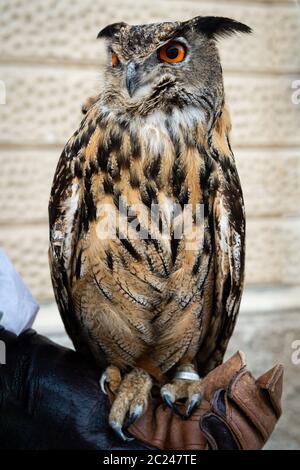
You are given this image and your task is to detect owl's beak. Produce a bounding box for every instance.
[126,61,138,97]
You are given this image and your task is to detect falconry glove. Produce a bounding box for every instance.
[0,327,283,450]
[107,351,283,450]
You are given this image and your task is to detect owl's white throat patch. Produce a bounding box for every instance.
[168,106,205,129]
[142,106,204,130]
[136,106,205,154]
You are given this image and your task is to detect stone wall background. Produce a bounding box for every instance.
[0,0,299,449]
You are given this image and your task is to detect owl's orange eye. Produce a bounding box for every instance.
[158,41,186,63]
[111,51,119,67]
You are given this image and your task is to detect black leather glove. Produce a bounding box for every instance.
[0,326,150,450]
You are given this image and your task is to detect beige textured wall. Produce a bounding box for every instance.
[0,0,300,449]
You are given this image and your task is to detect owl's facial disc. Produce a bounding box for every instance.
[99,17,251,112]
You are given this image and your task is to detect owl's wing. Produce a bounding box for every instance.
[48,114,97,359]
[197,167,245,375]
[196,110,246,375]
[48,148,83,356]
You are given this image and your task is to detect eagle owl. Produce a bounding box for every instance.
[49,16,250,440]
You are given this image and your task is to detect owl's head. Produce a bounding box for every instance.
[98,16,251,116]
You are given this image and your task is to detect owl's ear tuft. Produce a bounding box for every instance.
[188,16,252,40]
[97,22,127,39]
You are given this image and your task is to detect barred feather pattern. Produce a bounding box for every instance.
[49,100,245,375]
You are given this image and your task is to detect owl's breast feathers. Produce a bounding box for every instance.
[49,103,245,374]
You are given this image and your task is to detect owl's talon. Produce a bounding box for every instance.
[126,404,144,429]
[110,422,135,442]
[183,392,202,419]
[99,371,108,395]
[100,365,122,395]
[161,390,182,417]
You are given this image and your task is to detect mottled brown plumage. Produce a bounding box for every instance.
[49,15,251,439]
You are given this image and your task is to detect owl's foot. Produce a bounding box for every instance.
[102,367,152,441]
[161,363,203,420]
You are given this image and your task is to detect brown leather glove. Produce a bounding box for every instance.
[109,351,283,450]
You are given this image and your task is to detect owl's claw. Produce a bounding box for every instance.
[161,390,182,417]
[99,365,122,395]
[99,371,108,395]
[110,422,134,442]
[126,404,144,429]
[183,392,202,419]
